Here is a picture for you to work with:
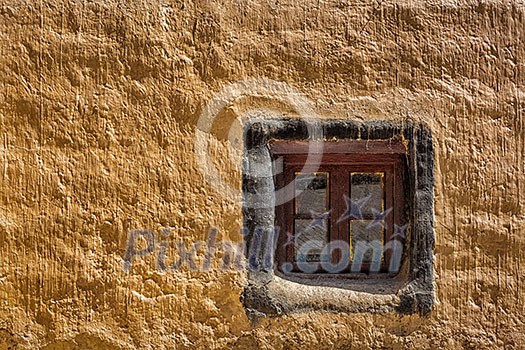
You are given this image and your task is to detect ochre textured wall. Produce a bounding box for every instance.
[0,0,524,348]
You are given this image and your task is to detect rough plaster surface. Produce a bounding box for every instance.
[0,0,524,349]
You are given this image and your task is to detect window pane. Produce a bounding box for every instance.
[295,173,328,214]
[350,172,383,217]
[294,219,328,262]
[350,220,383,263]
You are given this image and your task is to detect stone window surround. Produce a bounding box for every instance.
[241,118,434,318]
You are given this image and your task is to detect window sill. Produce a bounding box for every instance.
[242,270,432,317]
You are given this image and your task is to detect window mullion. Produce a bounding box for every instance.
[383,166,394,271]
[331,167,349,270]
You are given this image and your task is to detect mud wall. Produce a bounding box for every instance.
[0,0,524,348]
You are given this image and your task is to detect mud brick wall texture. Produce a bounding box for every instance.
[0,0,524,349]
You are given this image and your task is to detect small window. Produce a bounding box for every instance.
[242,119,434,316]
[271,140,406,276]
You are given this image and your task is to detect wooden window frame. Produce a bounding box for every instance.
[271,139,407,277]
